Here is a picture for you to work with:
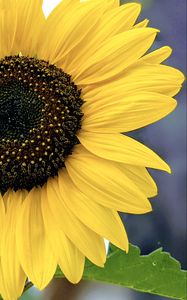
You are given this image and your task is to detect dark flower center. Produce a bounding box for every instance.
[0,55,83,194]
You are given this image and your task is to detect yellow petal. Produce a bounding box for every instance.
[39,1,106,66]
[134,19,149,28]
[82,58,184,96]
[43,177,106,266]
[121,63,184,96]
[65,3,141,73]
[78,133,170,173]
[77,0,119,10]
[74,28,158,84]
[44,0,79,21]
[84,63,184,97]
[39,0,76,59]
[0,0,17,57]
[16,0,45,55]
[41,185,85,283]
[57,237,85,284]
[108,0,120,7]
[140,46,172,63]
[66,144,152,214]
[58,169,129,251]
[0,194,5,252]
[101,3,141,33]
[0,0,45,57]
[84,61,185,95]
[16,187,57,290]
[118,165,157,198]
[0,191,26,300]
[82,92,177,133]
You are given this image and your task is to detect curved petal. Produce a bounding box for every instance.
[16,187,57,290]
[100,3,141,34]
[66,144,152,214]
[117,165,158,198]
[123,63,184,96]
[41,185,85,283]
[74,28,158,84]
[43,177,106,267]
[44,0,79,20]
[64,3,141,73]
[0,0,45,57]
[78,133,170,173]
[42,0,79,17]
[36,0,79,61]
[108,0,120,7]
[58,169,129,251]
[81,92,177,133]
[57,236,85,284]
[134,19,149,28]
[0,0,17,57]
[139,46,172,63]
[38,1,106,66]
[0,191,26,300]
[0,194,5,253]
[15,0,45,56]
[85,63,184,96]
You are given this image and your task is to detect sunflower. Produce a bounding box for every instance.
[0,0,184,299]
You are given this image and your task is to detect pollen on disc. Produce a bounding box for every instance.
[0,55,83,194]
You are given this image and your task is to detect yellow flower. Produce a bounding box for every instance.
[0,0,184,299]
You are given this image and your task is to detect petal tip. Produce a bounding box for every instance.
[125,242,129,253]
[146,201,153,212]
[131,2,142,11]
[164,46,173,57]
[168,166,172,174]
[69,276,82,285]
[165,163,172,174]
[169,98,177,112]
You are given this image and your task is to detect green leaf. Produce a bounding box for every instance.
[55,244,187,300]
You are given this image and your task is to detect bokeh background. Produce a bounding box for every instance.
[22,0,186,299]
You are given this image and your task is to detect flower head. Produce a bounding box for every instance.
[0,0,184,299]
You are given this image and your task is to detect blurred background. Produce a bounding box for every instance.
[22,0,186,299]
